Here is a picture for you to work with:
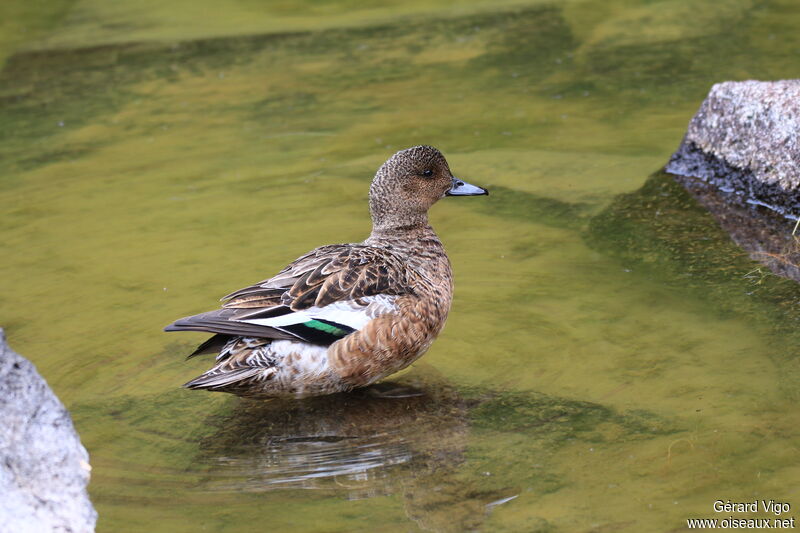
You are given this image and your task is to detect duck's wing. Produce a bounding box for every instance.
[223,244,407,310]
[164,244,408,345]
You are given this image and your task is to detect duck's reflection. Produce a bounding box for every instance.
[193,373,536,531]
[195,374,472,497]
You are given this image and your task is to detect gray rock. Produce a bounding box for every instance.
[0,329,97,533]
[666,79,800,216]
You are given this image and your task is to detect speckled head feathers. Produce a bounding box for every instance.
[369,146,457,232]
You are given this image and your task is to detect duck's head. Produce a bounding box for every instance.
[369,145,487,232]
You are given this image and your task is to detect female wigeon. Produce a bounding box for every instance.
[165,145,487,398]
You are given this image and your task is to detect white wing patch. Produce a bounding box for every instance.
[237,294,399,331]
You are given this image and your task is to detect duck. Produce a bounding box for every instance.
[164,145,488,398]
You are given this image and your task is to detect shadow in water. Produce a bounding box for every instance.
[73,367,676,531]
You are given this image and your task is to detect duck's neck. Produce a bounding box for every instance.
[368,210,429,237]
[366,215,441,245]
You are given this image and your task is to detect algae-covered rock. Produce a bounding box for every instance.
[0,329,97,533]
[586,171,798,302]
[585,171,800,396]
[676,174,800,283]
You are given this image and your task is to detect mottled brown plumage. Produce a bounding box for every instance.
[165,145,487,398]
[223,245,410,311]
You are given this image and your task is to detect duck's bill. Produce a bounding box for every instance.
[446,177,489,196]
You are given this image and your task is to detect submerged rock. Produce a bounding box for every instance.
[585,171,800,396]
[0,329,97,533]
[667,79,800,216]
[675,174,800,283]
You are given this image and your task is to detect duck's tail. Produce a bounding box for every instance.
[185,334,229,359]
[164,308,295,339]
[183,366,276,392]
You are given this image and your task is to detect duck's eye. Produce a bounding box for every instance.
[422,169,433,178]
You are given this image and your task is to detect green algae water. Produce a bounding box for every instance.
[2,0,800,531]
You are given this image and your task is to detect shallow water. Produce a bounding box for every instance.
[1,0,799,531]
